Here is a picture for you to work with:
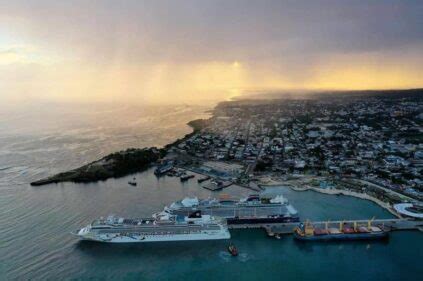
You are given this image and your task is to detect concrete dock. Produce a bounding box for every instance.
[202,181,232,191]
[227,219,423,236]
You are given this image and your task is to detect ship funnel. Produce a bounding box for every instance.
[188,210,202,218]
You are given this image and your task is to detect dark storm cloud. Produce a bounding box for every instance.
[1,0,422,104]
[2,0,422,64]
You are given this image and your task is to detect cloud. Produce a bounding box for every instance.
[0,0,422,104]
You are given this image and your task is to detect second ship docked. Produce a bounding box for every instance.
[158,194,299,225]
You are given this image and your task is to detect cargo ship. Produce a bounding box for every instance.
[159,194,299,225]
[293,220,388,241]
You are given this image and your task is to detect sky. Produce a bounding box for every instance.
[0,0,422,105]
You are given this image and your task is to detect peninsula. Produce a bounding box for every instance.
[30,119,209,186]
[30,148,161,186]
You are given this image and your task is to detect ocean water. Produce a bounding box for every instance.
[0,104,421,280]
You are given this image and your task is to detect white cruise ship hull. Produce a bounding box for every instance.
[77,230,230,243]
[75,213,230,243]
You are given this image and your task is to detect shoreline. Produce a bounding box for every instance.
[31,118,211,186]
[282,184,402,218]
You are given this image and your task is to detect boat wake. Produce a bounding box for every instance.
[237,252,252,262]
[218,251,252,262]
[218,251,232,262]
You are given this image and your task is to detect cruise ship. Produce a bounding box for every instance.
[74,212,230,243]
[161,194,299,225]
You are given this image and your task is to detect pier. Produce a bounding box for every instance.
[202,181,232,191]
[227,219,423,236]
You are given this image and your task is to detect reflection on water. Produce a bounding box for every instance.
[292,237,391,253]
[75,239,229,258]
[0,103,211,186]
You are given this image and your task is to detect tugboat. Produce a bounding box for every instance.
[228,244,238,256]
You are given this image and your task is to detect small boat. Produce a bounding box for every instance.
[197,176,211,183]
[228,244,238,256]
[167,170,176,177]
[180,174,195,182]
[128,178,137,186]
[155,161,173,176]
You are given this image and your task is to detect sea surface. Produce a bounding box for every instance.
[0,104,421,280]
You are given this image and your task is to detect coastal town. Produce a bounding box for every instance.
[31,90,423,220]
[162,91,423,218]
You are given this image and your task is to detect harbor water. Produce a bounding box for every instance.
[0,104,421,280]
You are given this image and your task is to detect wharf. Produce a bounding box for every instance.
[181,166,261,192]
[227,219,423,235]
[202,181,232,191]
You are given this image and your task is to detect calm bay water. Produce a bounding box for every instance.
[0,104,421,280]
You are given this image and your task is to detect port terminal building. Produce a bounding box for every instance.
[198,161,243,179]
[393,203,423,219]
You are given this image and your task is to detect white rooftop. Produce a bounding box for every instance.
[393,203,423,219]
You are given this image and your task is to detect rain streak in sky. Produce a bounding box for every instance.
[0,0,422,106]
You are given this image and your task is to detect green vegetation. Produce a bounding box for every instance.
[30,118,212,186]
[30,148,161,186]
